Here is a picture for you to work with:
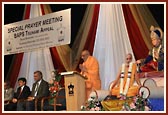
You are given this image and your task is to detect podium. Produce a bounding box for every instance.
[61,71,87,111]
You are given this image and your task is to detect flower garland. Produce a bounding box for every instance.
[120,62,133,96]
[152,45,161,62]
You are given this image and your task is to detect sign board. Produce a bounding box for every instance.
[4,8,71,55]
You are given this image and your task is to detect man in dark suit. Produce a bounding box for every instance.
[4,78,31,111]
[13,77,31,111]
[26,70,50,111]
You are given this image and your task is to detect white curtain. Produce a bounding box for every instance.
[93,4,135,90]
[15,5,54,90]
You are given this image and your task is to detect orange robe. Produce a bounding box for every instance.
[111,63,140,97]
[81,56,101,99]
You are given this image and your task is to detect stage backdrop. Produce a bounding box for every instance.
[3,4,164,90]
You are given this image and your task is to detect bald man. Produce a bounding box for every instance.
[111,53,141,99]
[79,50,101,99]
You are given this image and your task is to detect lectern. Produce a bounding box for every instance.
[61,71,87,111]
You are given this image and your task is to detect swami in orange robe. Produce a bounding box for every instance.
[79,50,101,99]
[111,54,141,98]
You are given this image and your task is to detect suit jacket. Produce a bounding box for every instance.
[31,79,50,98]
[14,85,31,100]
[4,88,14,101]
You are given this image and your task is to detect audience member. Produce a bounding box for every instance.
[26,70,50,111]
[4,81,14,111]
[13,77,31,111]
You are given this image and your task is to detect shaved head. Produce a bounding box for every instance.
[81,50,90,62]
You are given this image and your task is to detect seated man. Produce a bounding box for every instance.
[101,53,142,111]
[5,77,31,111]
[13,77,31,111]
[4,81,14,111]
[26,70,50,111]
[79,50,101,99]
[136,25,164,72]
[111,53,141,99]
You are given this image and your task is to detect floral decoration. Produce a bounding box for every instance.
[81,96,104,111]
[122,92,151,111]
[49,69,62,97]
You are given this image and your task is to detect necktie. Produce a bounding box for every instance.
[34,83,39,97]
[18,87,22,98]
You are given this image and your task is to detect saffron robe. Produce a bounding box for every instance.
[111,63,140,97]
[81,56,101,99]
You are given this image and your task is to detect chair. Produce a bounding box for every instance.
[35,98,43,111]
[41,88,66,111]
[23,97,49,111]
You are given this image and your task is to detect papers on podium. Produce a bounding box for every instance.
[60,71,88,79]
[60,71,77,75]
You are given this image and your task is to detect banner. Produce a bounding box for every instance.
[4,8,71,55]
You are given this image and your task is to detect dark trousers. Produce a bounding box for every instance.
[26,100,36,111]
[4,103,16,111]
[17,101,26,111]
